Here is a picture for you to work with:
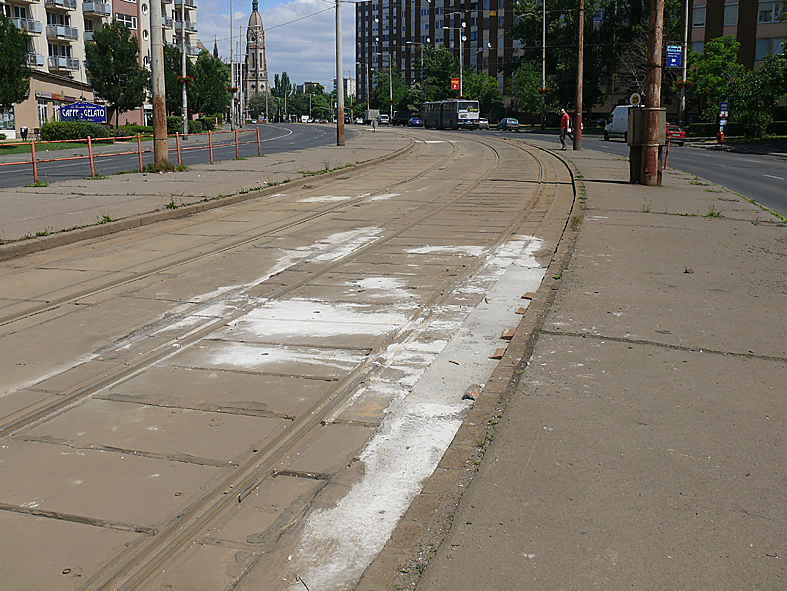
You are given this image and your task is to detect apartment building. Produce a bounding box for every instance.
[689,0,785,68]
[355,0,523,103]
[1,0,198,135]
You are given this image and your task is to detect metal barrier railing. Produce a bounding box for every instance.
[0,128,263,185]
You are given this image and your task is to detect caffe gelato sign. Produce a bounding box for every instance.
[60,101,107,123]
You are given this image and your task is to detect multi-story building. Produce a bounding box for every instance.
[333,77,357,100]
[0,0,199,134]
[689,0,785,67]
[1,0,112,137]
[355,0,523,104]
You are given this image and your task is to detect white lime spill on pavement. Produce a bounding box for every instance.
[299,195,353,203]
[285,236,547,591]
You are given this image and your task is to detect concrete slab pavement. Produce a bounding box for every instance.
[362,138,786,590]
[0,127,411,255]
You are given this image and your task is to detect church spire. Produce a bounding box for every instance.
[252,0,258,11]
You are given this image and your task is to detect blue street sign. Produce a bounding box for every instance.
[666,45,682,68]
[60,101,107,123]
[719,102,730,112]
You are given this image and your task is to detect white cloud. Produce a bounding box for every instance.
[197,0,357,90]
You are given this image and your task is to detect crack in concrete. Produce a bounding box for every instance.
[0,502,157,535]
[18,435,238,468]
[540,329,787,363]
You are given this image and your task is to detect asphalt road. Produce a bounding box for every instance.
[516,130,787,217]
[0,123,355,189]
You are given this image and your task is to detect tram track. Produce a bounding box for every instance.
[0,132,569,591]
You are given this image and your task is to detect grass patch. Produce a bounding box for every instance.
[96,214,115,224]
[571,214,584,231]
[704,205,724,218]
[27,180,49,187]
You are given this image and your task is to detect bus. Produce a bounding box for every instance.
[421,99,480,130]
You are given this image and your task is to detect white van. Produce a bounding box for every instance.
[604,105,633,141]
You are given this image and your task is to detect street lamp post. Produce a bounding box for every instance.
[541,0,546,130]
[406,39,429,103]
[443,22,467,96]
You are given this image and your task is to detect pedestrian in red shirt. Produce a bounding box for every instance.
[560,108,573,150]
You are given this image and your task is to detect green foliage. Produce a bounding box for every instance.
[191,50,231,114]
[422,46,457,101]
[370,69,408,112]
[197,116,216,131]
[727,70,774,137]
[187,119,203,134]
[247,92,269,119]
[39,121,111,141]
[0,14,32,110]
[166,116,182,135]
[84,21,148,127]
[112,125,152,139]
[687,36,745,121]
[272,72,294,99]
[462,69,504,115]
[163,44,196,116]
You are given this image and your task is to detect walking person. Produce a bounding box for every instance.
[559,108,573,150]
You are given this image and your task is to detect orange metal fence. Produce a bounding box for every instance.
[0,129,263,184]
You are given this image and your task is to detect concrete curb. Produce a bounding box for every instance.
[0,137,415,263]
[355,146,584,591]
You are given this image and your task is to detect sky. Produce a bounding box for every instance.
[197,0,357,91]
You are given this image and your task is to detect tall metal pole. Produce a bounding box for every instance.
[388,55,393,119]
[642,0,665,185]
[573,0,584,150]
[541,0,546,130]
[150,0,167,163]
[230,0,234,131]
[181,0,188,138]
[679,0,689,126]
[459,32,464,96]
[335,0,345,144]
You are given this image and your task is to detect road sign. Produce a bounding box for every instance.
[719,102,730,112]
[451,78,459,90]
[630,93,642,106]
[666,45,682,68]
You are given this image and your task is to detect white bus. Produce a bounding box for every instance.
[421,99,480,130]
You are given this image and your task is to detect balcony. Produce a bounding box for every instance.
[46,24,79,40]
[175,20,197,33]
[84,30,93,41]
[11,17,43,34]
[163,17,174,28]
[27,52,46,67]
[82,1,110,17]
[15,0,41,4]
[48,55,80,71]
[45,0,77,9]
[175,0,197,8]
[185,44,199,56]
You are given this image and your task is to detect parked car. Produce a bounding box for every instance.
[666,124,686,146]
[355,117,364,124]
[478,117,489,130]
[378,114,390,125]
[498,117,519,131]
[407,116,423,127]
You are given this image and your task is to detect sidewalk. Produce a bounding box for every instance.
[0,127,410,256]
[365,138,787,590]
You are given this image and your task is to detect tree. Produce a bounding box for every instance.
[370,69,408,112]
[191,50,230,115]
[687,36,745,121]
[0,15,32,111]
[422,46,457,101]
[84,21,148,127]
[272,72,293,99]
[462,69,503,116]
[163,44,195,116]
[726,52,787,137]
[247,92,267,119]
[511,62,545,116]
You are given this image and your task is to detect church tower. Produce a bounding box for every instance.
[244,1,270,105]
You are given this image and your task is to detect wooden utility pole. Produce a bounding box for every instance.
[573,0,584,150]
[150,0,167,164]
[642,0,665,186]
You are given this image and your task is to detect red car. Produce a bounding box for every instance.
[666,124,686,147]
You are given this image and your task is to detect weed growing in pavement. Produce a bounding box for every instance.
[571,214,584,231]
[96,214,115,224]
[642,201,652,213]
[704,205,724,218]
[35,227,54,237]
[705,188,723,193]
[165,197,179,209]
[27,180,49,187]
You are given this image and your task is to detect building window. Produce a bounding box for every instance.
[692,5,706,27]
[724,2,739,26]
[756,37,786,59]
[758,1,785,22]
[115,13,137,29]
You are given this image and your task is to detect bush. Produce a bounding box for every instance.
[0,132,6,140]
[188,119,203,134]
[197,116,215,131]
[113,125,153,140]
[766,120,787,135]
[166,116,182,135]
[686,121,744,138]
[39,121,112,142]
